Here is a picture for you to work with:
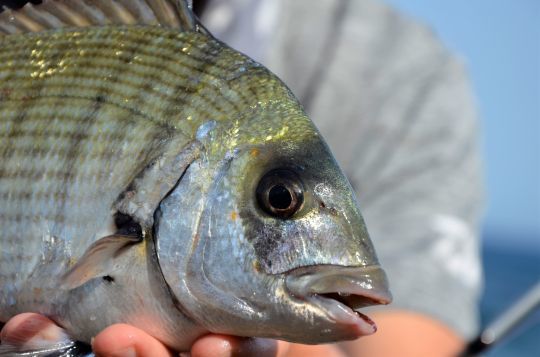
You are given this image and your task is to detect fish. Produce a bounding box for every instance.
[0,0,392,353]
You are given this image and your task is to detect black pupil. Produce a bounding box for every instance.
[268,185,292,210]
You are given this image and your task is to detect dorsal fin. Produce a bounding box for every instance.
[0,0,197,35]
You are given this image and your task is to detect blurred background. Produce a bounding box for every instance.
[383,1,539,356]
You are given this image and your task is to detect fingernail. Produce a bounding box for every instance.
[179,352,191,357]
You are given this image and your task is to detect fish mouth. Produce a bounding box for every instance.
[285,265,392,337]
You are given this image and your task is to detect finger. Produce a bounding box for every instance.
[191,334,277,357]
[0,313,70,349]
[92,323,173,357]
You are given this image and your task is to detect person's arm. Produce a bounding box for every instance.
[339,311,464,357]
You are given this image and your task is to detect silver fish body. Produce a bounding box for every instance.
[0,0,391,351]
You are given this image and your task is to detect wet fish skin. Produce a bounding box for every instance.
[0,1,391,351]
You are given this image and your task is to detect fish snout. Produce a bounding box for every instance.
[285,265,392,336]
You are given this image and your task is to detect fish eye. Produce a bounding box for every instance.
[256,169,304,219]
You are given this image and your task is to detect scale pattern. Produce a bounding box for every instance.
[0,25,308,316]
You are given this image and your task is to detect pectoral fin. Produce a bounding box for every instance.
[61,234,141,290]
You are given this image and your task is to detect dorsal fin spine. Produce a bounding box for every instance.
[40,0,80,27]
[19,2,67,30]
[116,0,156,24]
[175,0,196,29]
[90,0,136,25]
[4,6,45,32]
[54,1,95,27]
[145,0,180,28]
[0,9,19,34]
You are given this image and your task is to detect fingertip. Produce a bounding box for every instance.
[190,334,233,357]
[191,334,277,357]
[92,324,171,357]
[91,324,132,356]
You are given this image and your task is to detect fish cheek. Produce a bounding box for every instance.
[239,181,377,274]
[241,215,325,275]
[241,215,296,273]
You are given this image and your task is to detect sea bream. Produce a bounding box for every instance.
[0,0,391,353]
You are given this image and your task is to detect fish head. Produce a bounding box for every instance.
[155,71,391,343]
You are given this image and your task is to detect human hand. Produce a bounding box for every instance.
[89,324,346,357]
[0,313,279,356]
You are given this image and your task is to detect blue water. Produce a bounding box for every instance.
[480,240,540,356]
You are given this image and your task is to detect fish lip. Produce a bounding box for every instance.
[284,264,392,337]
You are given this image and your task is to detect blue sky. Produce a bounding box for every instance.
[383,0,539,245]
